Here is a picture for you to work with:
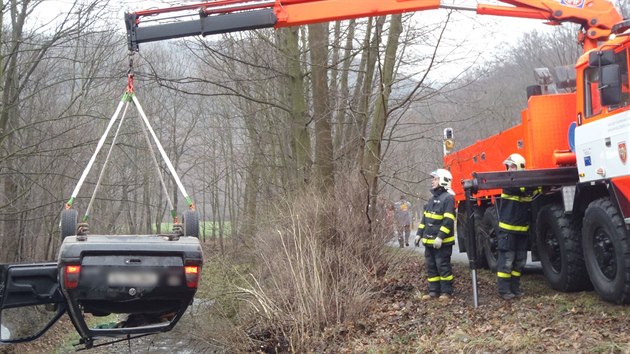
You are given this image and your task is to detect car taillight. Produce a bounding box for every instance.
[64,265,81,289]
[184,265,200,288]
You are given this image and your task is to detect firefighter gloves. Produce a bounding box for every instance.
[433,237,443,249]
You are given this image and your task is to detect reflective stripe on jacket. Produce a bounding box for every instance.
[498,186,540,235]
[417,187,455,246]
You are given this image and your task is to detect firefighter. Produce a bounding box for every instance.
[496,153,539,300]
[394,195,412,247]
[415,169,456,300]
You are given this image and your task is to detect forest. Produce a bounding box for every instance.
[1,0,629,352]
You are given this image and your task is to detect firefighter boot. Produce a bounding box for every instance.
[510,277,524,297]
[421,292,439,300]
[498,277,514,300]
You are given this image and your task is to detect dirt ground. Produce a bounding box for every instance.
[4,251,630,353]
[308,252,630,353]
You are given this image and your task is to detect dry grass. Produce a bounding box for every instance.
[237,180,396,352]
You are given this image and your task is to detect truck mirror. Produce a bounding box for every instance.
[526,85,542,99]
[600,64,622,106]
[588,49,615,67]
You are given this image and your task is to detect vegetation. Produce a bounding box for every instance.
[1,0,630,353]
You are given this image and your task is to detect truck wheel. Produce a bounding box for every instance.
[536,204,591,292]
[457,207,488,268]
[60,209,78,240]
[183,210,200,238]
[582,197,630,304]
[481,206,499,271]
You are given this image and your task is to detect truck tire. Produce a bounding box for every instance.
[582,197,630,304]
[60,209,78,240]
[536,204,591,292]
[481,206,499,271]
[457,207,488,268]
[183,210,200,238]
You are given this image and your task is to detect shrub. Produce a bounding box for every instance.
[239,177,396,351]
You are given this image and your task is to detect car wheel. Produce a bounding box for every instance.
[60,209,78,240]
[582,197,630,304]
[183,210,200,238]
[536,203,591,292]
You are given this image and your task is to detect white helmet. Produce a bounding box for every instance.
[431,169,453,189]
[503,153,526,171]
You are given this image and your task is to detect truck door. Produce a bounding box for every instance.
[576,48,630,183]
[0,263,66,343]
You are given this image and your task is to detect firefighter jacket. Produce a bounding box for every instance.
[498,186,540,235]
[416,187,455,246]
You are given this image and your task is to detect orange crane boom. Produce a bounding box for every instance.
[125,0,623,52]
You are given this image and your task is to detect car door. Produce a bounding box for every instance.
[0,262,66,343]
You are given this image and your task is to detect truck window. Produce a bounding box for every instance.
[584,49,629,118]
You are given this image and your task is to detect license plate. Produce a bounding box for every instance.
[107,271,158,287]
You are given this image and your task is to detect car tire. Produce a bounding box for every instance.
[183,210,200,238]
[60,209,78,240]
[582,197,630,304]
[536,203,591,292]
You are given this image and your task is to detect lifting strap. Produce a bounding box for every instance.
[84,102,131,222]
[65,69,194,224]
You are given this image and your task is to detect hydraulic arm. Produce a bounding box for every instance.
[125,0,623,52]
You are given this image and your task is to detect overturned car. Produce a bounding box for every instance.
[0,231,203,350]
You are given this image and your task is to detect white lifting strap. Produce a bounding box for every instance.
[66,92,191,220]
[67,98,127,206]
[131,94,192,207]
[84,102,131,221]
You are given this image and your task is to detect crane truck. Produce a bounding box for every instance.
[123,0,630,304]
[1,0,629,349]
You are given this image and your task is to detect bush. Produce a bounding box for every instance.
[239,178,396,351]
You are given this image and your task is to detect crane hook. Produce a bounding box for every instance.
[126,52,135,94]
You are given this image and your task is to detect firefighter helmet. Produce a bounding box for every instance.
[503,153,526,170]
[430,169,452,189]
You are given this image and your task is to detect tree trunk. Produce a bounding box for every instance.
[362,14,403,222]
[307,23,334,192]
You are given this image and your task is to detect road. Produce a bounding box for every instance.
[390,235,542,272]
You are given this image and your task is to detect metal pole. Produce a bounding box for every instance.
[463,179,479,308]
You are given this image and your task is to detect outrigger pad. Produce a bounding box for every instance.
[57,234,203,348]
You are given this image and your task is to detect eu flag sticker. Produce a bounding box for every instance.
[561,0,585,8]
[584,156,592,166]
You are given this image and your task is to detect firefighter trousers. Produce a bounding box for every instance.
[497,231,527,295]
[424,244,453,295]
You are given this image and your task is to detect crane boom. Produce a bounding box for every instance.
[125,0,623,52]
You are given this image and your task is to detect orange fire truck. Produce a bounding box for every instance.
[442,3,630,304]
[123,0,630,304]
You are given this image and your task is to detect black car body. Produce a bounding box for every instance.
[0,234,203,349]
